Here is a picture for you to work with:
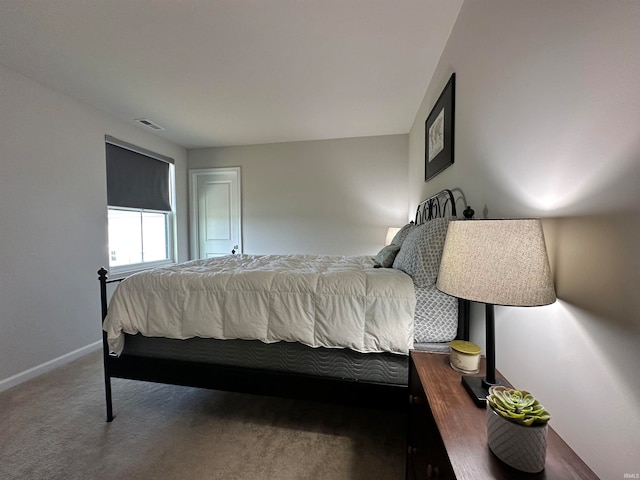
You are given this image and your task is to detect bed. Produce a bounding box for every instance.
[98,189,472,421]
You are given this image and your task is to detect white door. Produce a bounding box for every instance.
[189,168,242,259]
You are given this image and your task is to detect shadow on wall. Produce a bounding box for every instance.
[544,212,640,334]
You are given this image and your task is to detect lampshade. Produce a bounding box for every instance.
[436,219,556,307]
[385,227,401,246]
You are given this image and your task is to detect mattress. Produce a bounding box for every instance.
[121,334,409,385]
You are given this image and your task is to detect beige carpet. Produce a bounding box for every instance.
[0,351,406,480]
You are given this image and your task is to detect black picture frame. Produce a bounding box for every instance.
[425,73,455,181]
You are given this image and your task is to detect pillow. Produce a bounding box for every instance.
[413,284,458,342]
[374,244,401,268]
[392,217,450,287]
[390,222,416,247]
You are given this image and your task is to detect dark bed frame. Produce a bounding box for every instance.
[98,189,471,421]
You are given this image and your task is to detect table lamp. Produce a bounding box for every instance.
[436,219,556,406]
[385,227,401,246]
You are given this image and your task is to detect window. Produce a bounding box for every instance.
[105,136,175,273]
[107,209,169,267]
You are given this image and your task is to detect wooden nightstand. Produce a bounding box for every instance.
[406,351,598,479]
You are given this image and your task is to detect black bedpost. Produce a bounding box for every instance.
[98,268,114,422]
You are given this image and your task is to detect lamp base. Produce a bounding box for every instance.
[462,375,502,407]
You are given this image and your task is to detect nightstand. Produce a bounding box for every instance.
[406,351,598,479]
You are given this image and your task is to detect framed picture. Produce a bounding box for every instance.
[425,73,455,181]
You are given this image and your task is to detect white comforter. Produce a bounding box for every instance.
[103,254,416,356]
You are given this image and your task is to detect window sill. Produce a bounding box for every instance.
[108,260,176,278]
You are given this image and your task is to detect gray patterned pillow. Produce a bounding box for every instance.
[374,244,401,268]
[413,284,458,342]
[392,217,450,287]
[390,222,416,246]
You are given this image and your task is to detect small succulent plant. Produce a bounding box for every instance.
[487,386,551,427]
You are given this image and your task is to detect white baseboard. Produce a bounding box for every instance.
[0,340,102,393]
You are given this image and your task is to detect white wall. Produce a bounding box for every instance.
[0,64,188,388]
[409,1,640,477]
[188,135,409,256]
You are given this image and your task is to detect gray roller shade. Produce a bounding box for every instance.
[106,140,172,212]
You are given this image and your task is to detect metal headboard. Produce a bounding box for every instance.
[413,189,475,225]
[414,189,457,224]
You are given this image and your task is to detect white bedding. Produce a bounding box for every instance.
[103,254,416,356]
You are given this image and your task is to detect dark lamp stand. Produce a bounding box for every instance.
[461,303,502,407]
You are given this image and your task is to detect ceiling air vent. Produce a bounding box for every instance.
[135,118,165,131]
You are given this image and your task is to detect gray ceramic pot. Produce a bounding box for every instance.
[487,406,548,473]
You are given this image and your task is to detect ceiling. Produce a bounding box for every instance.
[0,0,462,148]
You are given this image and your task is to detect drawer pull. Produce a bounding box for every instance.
[424,464,441,478]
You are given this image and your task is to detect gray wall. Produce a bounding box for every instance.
[408,1,640,477]
[0,64,189,388]
[189,135,409,256]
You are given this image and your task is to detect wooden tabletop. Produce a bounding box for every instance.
[411,351,599,479]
